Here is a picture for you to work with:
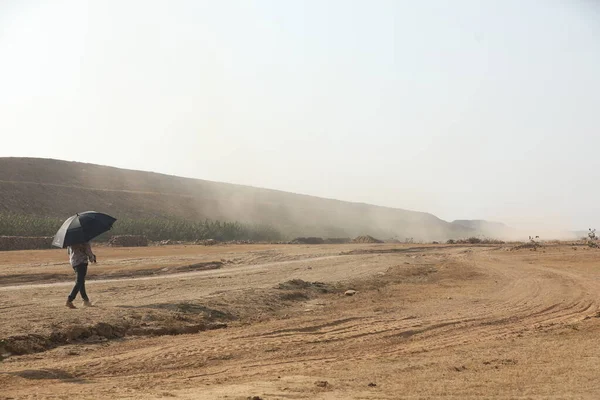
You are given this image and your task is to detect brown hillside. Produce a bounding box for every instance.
[0,158,473,240]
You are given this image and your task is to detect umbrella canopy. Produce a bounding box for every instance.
[52,211,117,248]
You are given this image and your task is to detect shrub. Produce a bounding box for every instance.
[454,237,504,245]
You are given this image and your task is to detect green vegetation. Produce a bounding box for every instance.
[0,213,60,237]
[0,213,283,242]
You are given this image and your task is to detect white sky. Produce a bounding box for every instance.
[1,0,599,230]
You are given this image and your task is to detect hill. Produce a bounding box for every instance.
[1,157,482,241]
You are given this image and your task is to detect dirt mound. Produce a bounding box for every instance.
[108,235,148,247]
[511,242,543,251]
[277,279,334,292]
[352,235,383,244]
[276,279,338,301]
[290,237,325,244]
[0,236,53,251]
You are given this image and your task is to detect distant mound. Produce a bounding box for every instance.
[353,235,383,244]
[0,157,480,240]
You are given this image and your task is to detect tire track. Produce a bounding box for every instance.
[211,248,600,364]
[0,255,344,291]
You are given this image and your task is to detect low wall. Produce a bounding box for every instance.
[108,235,149,247]
[290,237,325,244]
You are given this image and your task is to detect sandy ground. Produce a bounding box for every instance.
[1,242,600,399]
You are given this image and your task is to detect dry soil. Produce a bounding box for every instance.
[1,243,600,399]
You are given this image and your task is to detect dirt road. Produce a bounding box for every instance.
[2,243,600,399]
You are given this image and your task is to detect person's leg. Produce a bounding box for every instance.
[67,265,82,308]
[78,263,90,303]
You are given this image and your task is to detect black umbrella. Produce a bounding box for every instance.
[52,211,117,248]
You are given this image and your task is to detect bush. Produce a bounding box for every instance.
[454,237,504,245]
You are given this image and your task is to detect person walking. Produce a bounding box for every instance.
[66,242,96,309]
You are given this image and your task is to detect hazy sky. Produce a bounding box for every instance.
[1,1,599,230]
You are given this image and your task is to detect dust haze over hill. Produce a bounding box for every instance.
[0,157,540,241]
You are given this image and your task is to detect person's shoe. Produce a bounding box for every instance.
[83,300,93,307]
[66,300,77,309]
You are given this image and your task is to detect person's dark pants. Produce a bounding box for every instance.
[68,263,89,302]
